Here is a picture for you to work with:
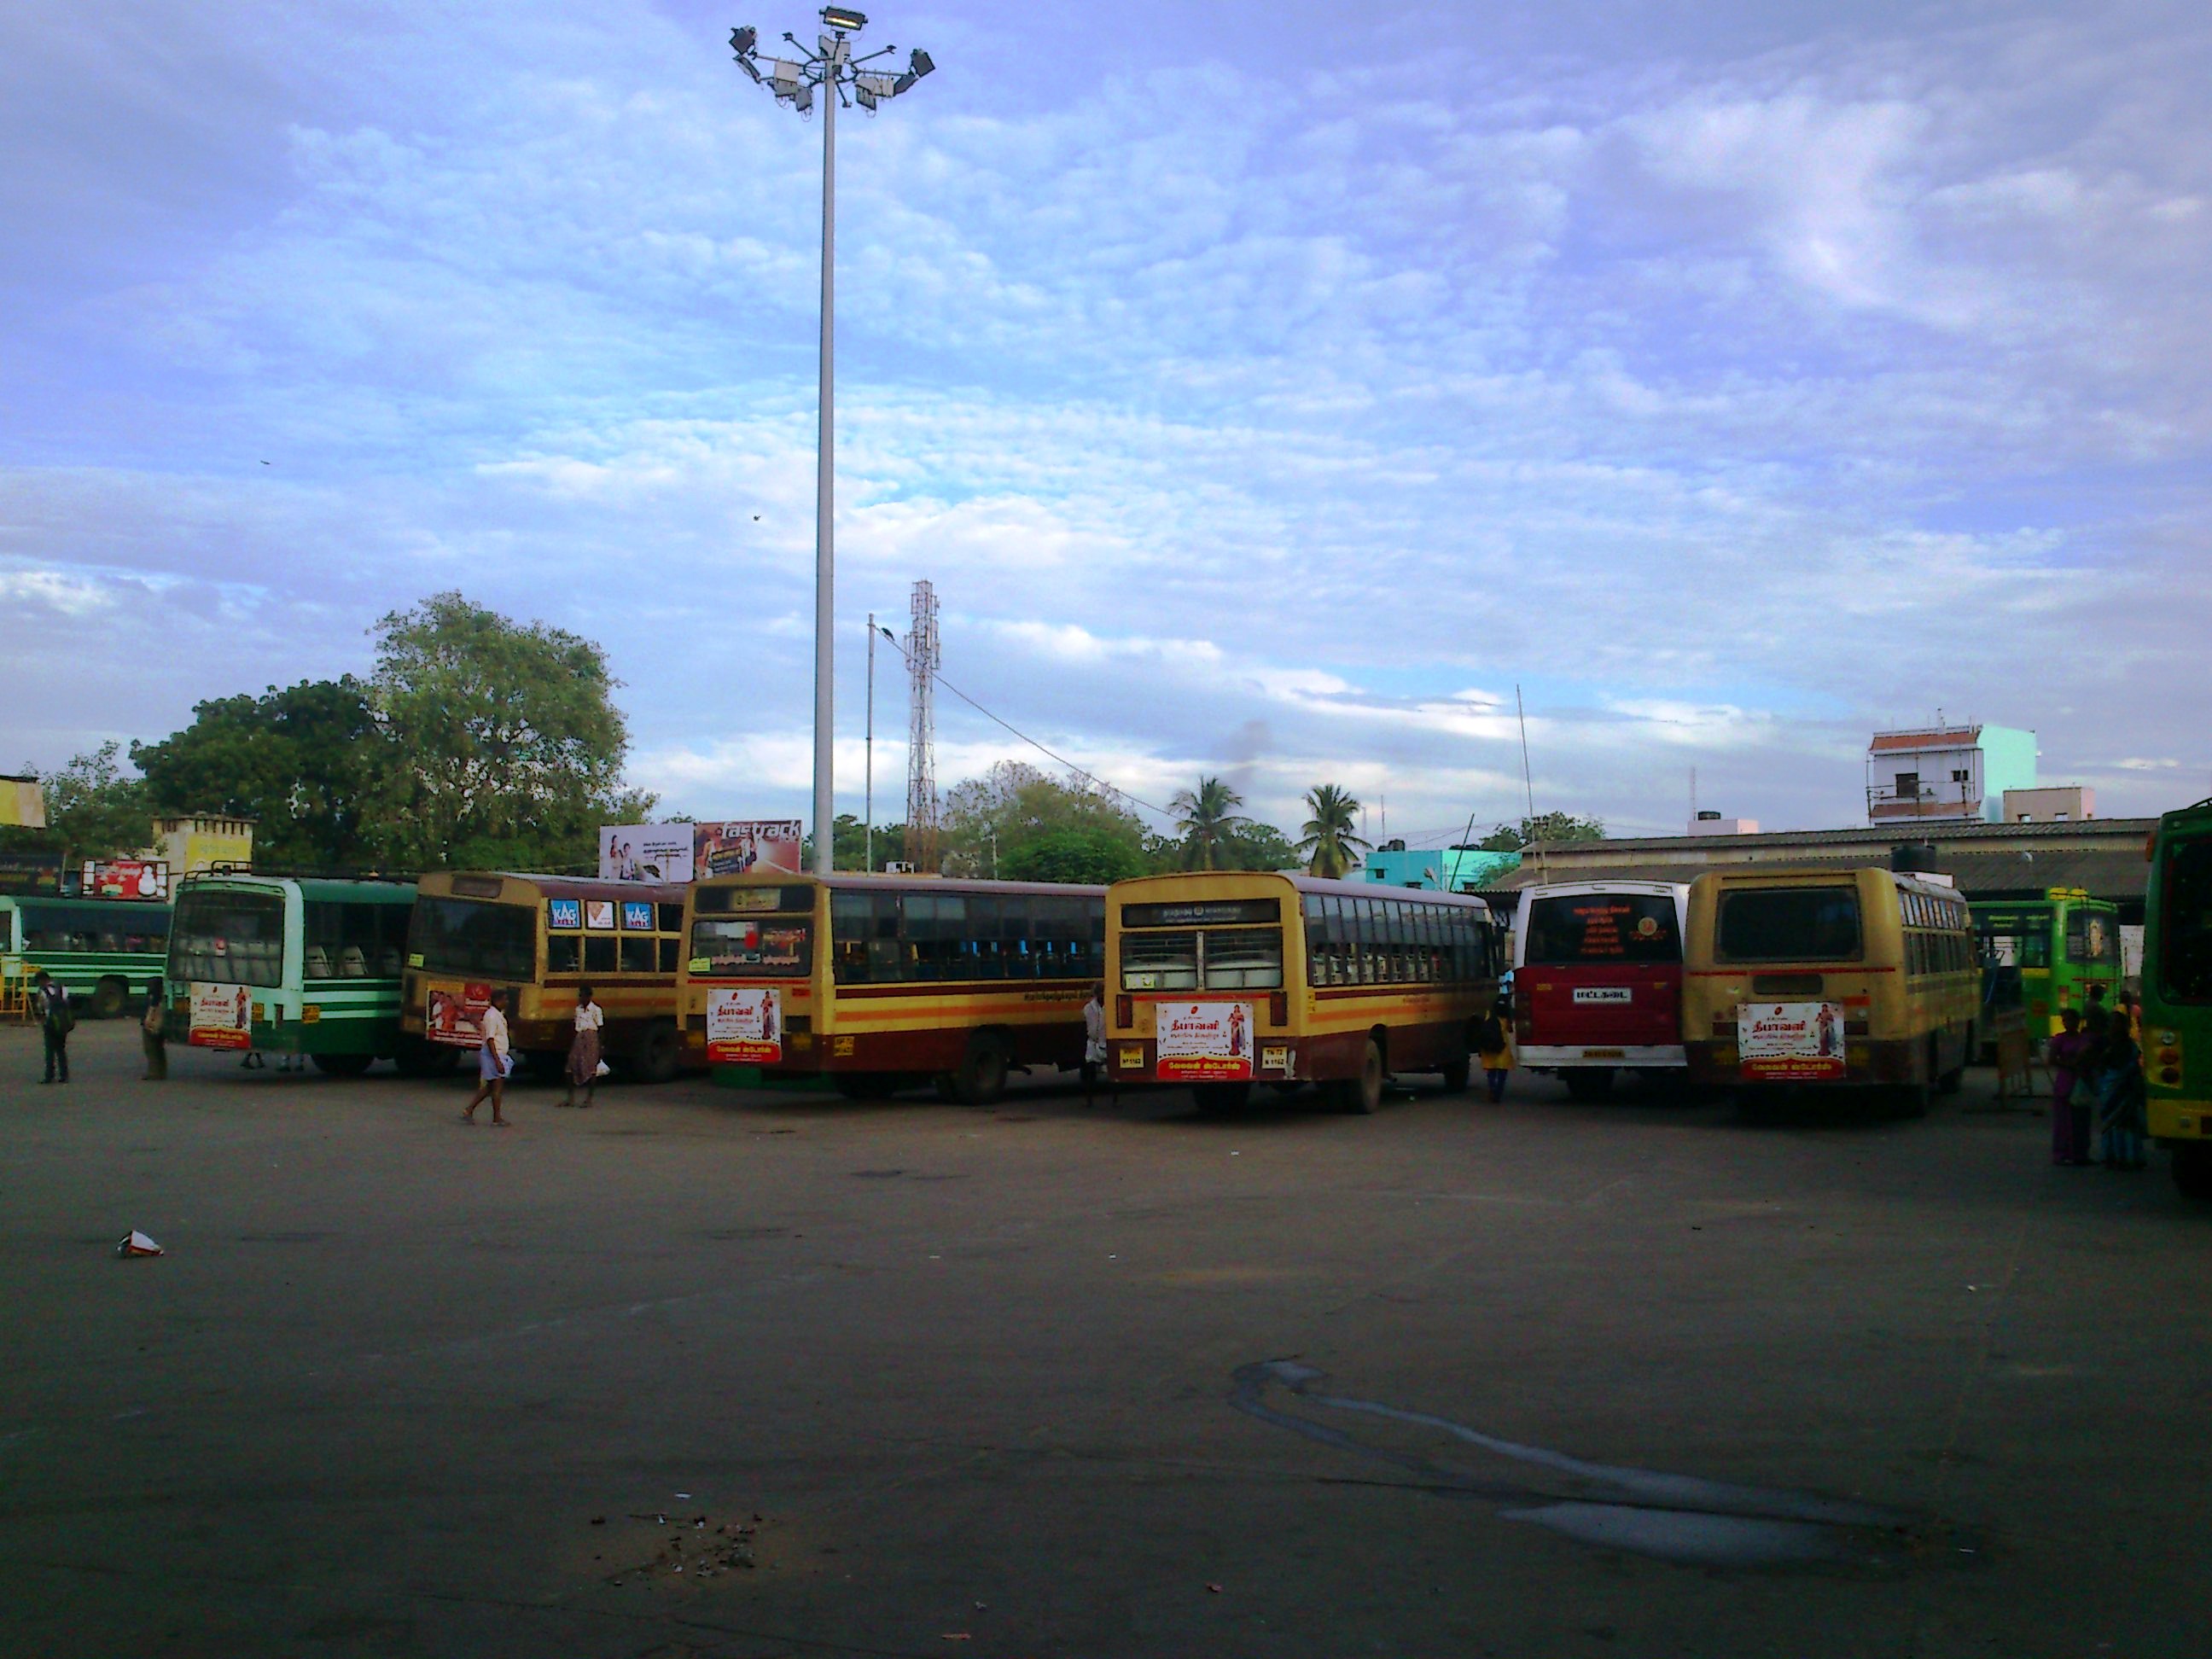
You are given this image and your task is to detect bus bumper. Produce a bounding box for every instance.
[1519,1044,1685,1071]
[1686,1038,1927,1089]
[1108,1033,1352,1086]
[2148,1097,2212,1144]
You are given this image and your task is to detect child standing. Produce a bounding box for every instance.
[1474,1002,1512,1103]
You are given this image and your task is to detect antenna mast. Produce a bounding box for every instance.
[905,579,940,873]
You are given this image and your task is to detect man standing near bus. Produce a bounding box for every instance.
[1082,981,1108,1106]
[34,971,73,1084]
[462,988,514,1127]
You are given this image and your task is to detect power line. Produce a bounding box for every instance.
[868,624,1177,822]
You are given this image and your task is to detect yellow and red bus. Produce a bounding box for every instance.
[1683,864,1978,1111]
[678,872,1106,1102]
[399,872,692,1081]
[1105,872,1503,1113]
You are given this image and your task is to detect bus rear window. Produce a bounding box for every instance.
[1716,888,1862,963]
[171,889,286,985]
[692,917,811,976]
[1523,895,1680,964]
[412,899,537,981]
[2159,838,2212,1003]
[2065,910,2119,967]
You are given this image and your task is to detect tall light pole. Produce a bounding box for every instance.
[731,9,936,876]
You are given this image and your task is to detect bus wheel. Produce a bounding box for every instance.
[2172,1144,2212,1201]
[91,975,127,1020]
[311,1052,374,1077]
[1438,1053,1472,1094]
[1330,1039,1385,1115]
[1563,1068,1615,1103]
[1192,1081,1250,1114]
[634,1022,682,1085]
[954,1040,1009,1106]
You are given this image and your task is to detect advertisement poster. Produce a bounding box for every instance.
[1155,1000,1255,1082]
[696,820,804,880]
[82,859,171,900]
[188,981,253,1051]
[547,898,581,930]
[426,981,493,1048]
[599,824,696,883]
[0,851,63,897]
[585,900,616,930]
[620,900,655,931]
[1738,1002,1848,1081]
[706,986,783,1064]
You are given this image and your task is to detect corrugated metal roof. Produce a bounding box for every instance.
[1870,728,1979,752]
[1537,817,2157,855]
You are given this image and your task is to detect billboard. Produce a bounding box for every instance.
[83,859,171,900]
[695,820,804,880]
[1738,1001,1848,1081]
[0,852,64,897]
[188,981,253,1051]
[1155,1000,1256,1082]
[706,986,783,1064]
[599,824,697,884]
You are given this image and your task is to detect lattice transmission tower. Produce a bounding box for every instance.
[905,579,940,873]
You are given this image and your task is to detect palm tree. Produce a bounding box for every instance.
[1170,775,1247,870]
[1297,783,1370,878]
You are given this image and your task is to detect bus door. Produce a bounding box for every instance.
[1516,892,1684,1064]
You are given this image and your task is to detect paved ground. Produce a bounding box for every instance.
[3,1020,2209,1659]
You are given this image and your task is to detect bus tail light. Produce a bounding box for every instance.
[1269,992,1287,1024]
[1116,994,1132,1028]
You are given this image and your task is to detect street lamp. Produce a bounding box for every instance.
[731,10,937,876]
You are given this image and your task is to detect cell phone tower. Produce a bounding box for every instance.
[905,579,940,873]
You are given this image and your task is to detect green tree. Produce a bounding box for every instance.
[812,813,905,871]
[1219,818,1297,872]
[10,742,150,864]
[131,678,387,870]
[1169,775,1249,870]
[1296,783,1370,878]
[940,761,1146,879]
[1000,826,1149,885]
[367,592,651,870]
[1476,811,1606,851]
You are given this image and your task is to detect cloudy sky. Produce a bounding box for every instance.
[4,0,2208,847]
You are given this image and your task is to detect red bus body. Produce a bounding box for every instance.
[1511,882,1690,1091]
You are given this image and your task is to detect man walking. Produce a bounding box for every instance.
[462,987,514,1127]
[35,972,74,1084]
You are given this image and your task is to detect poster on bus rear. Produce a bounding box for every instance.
[188,981,253,1051]
[706,986,783,1064]
[426,982,492,1047]
[1155,1000,1254,1082]
[1738,1001,1847,1081]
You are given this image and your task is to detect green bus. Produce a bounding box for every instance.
[0,894,172,1018]
[1970,888,2121,1043]
[2143,801,2212,1198]
[163,875,417,1074]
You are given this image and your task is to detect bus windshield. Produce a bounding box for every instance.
[693,916,812,976]
[1717,888,1863,963]
[1976,912,2051,969]
[172,888,287,984]
[2158,836,2212,1003]
[1523,894,1680,965]
[413,898,537,981]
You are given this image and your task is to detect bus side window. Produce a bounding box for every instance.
[548,934,580,973]
[831,891,873,983]
[998,895,1032,980]
[659,936,679,973]
[585,935,617,974]
[658,903,684,933]
[620,936,655,973]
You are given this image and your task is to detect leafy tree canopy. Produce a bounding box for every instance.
[369,592,649,870]
[131,677,385,870]
[999,826,1150,886]
[1169,775,1249,871]
[1297,783,1370,879]
[1475,811,1606,851]
[940,761,1145,878]
[6,742,149,864]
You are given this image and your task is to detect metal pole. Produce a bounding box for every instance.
[864,611,875,874]
[811,67,837,876]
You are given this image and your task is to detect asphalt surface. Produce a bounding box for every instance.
[3,1020,2209,1659]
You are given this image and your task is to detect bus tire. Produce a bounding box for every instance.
[633,1021,682,1085]
[91,975,128,1020]
[1438,1053,1472,1094]
[1192,1081,1250,1114]
[311,1052,374,1077]
[954,1039,1009,1106]
[1563,1068,1615,1103]
[2171,1144,2212,1201]
[1330,1038,1385,1115]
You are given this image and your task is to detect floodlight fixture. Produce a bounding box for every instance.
[727,9,938,876]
